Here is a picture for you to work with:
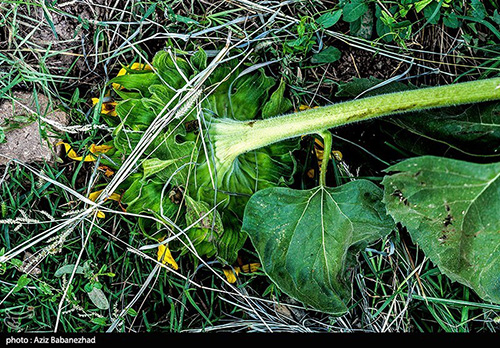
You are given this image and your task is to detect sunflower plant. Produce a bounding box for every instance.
[78,48,500,315]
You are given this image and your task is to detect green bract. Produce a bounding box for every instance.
[106,50,298,263]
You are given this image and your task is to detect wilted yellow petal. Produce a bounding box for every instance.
[100,102,118,116]
[157,244,179,270]
[88,189,121,219]
[96,211,106,219]
[88,190,102,202]
[223,267,240,283]
[312,137,343,165]
[130,62,152,71]
[315,148,324,161]
[109,193,121,201]
[116,63,151,78]
[89,143,113,155]
[332,150,343,161]
[57,141,96,162]
[92,96,118,116]
[98,165,114,177]
[88,189,121,202]
[297,105,319,112]
[240,263,261,273]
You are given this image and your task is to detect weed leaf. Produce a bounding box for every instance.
[317,10,342,29]
[382,156,500,303]
[342,0,368,23]
[311,46,342,64]
[87,286,110,310]
[54,264,85,277]
[13,274,31,293]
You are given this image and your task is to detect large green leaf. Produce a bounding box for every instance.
[242,181,395,314]
[121,177,180,217]
[110,72,161,98]
[170,195,223,259]
[115,98,159,131]
[388,102,500,157]
[152,50,192,90]
[382,156,500,303]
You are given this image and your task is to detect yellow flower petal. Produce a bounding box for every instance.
[101,102,118,116]
[89,143,113,155]
[88,189,121,219]
[88,189,121,203]
[57,141,96,162]
[297,105,319,112]
[116,68,127,78]
[315,148,324,161]
[223,267,240,283]
[332,150,343,161]
[92,98,118,116]
[157,244,179,270]
[96,211,106,219]
[240,263,261,273]
[311,138,343,166]
[88,190,102,202]
[130,62,153,71]
[98,165,115,177]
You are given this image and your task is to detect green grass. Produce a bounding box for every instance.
[0,0,499,333]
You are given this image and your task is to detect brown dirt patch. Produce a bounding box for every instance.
[0,91,68,166]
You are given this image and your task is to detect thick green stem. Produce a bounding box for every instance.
[318,130,332,187]
[212,78,500,163]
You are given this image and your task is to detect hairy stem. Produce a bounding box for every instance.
[318,130,332,187]
[211,77,500,163]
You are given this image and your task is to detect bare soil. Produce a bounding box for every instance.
[0,91,67,166]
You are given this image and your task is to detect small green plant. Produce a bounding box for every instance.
[285,16,319,55]
[54,261,114,310]
[67,49,500,316]
[335,0,500,46]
